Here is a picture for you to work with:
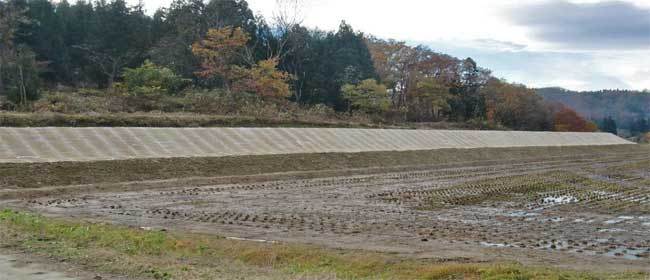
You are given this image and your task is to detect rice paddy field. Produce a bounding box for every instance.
[0,128,648,279]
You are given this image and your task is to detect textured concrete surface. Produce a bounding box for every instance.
[0,127,633,163]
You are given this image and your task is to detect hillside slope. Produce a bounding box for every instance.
[537,88,650,135]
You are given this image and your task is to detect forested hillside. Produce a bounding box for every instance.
[538,88,650,137]
[0,0,598,132]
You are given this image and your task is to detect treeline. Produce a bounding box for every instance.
[0,0,597,132]
[537,88,650,136]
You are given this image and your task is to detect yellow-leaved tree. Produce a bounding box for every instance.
[414,78,451,121]
[341,79,390,114]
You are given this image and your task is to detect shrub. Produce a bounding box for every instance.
[19,88,383,126]
[120,60,191,97]
[0,95,14,110]
[641,133,650,144]
[33,91,113,113]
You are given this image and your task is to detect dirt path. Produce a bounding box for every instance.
[0,254,78,280]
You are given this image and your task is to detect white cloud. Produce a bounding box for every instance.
[132,0,649,91]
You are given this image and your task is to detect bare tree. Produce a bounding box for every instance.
[244,0,304,62]
[73,45,139,88]
[272,0,304,58]
[0,2,29,95]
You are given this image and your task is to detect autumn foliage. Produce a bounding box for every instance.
[231,58,292,100]
[191,27,250,82]
[482,78,552,131]
[192,27,292,100]
[552,104,599,132]
[2,0,619,134]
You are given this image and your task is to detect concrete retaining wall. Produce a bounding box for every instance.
[0,127,633,163]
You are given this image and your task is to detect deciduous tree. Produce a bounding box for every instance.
[341,79,389,114]
[0,0,29,94]
[231,57,292,100]
[552,104,598,132]
[191,26,250,88]
[414,78,451,121]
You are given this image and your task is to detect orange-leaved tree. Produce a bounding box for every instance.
[192,27,292,100]
[482,78,553,131]
[552,104,598,132]
[231,58,292,100]
[191,26,250,89]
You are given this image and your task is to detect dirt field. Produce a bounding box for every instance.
[2,145,649,274]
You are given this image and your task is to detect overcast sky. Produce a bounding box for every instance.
[138,0,650,91]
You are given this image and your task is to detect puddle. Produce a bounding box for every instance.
[542,195,578,205]
[508,211,540,217]
[604,216,635,225]
[480,242,512,248]
[598,228,626,233]
[605,247,650,260]
[0,254,78,280]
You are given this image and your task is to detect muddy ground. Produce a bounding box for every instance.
[0,254,78,280]
[2,145,649,272]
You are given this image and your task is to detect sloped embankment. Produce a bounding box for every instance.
[0,127,632,163]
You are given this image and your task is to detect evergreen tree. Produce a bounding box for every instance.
[631,118,648,134]
[299,21,376,108]
[600,116,618,134]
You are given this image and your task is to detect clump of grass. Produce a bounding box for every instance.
[0,210,646,280]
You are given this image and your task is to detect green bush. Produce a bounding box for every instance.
[120,60,191,96]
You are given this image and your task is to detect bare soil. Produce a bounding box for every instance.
[3,145,649,273]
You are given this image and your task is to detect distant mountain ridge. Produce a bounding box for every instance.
[536,87,650,135]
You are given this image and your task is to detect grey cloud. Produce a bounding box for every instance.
[507,0,650,50]
[411,39,632,90]
[473,39,528,51]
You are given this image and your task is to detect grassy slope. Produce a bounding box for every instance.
[0,112,392,128]
[0,111,497,130]
[1,145,646,189]
[0,210,645,280]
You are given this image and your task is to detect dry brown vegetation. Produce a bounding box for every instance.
[1,89,505,130]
